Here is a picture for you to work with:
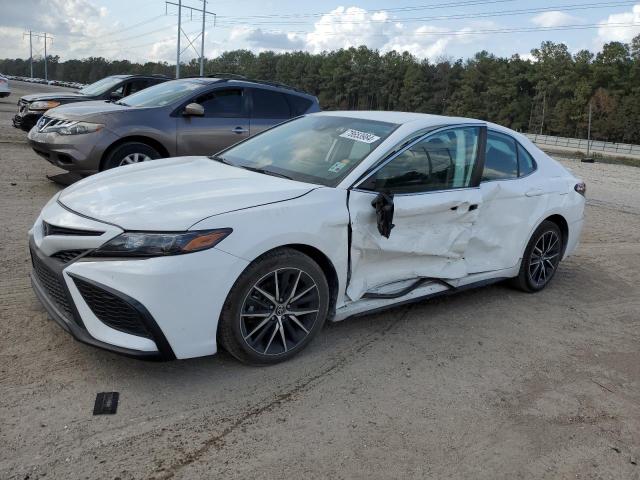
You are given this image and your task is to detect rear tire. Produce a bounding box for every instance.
[102,142,161,171]
[218,248,329,365]
[512,220,563,293]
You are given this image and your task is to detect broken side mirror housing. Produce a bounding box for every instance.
[371,191,395,238]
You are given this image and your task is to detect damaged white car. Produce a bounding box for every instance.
[29,112,586,364]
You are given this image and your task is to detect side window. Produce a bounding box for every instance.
[518,143,536,177]
[483,131,518,182]
[287,94,313,116]
[195,89,244,118]
[359,127,480,194]
[110,83,125,97]
[126,80,150,96]
[251,89,291,119]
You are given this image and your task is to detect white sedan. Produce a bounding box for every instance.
[29,112,586,364]
[0,73,10,98]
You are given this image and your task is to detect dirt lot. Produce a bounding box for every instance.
[1,81,639,480]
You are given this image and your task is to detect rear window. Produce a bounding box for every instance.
[287,95,314,116]
[251,89,290,119]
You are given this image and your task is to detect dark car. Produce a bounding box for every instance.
[13,74,170,131]
[27,77,320,174]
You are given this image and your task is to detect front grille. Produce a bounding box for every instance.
[51,250,88,263]
[42,221,103,237]
[74,278,152,339]
[30,248,73,318]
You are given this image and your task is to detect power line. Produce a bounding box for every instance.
[279,21,640,37]
[215,0,520,20]
[213,1,638,27]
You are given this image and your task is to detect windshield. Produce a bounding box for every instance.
[78,76,123,96]
[220,116,397,186]
[119,80,203,108]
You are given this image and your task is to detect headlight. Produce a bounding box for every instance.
[57,121,104,135]
[91,229,232,258]
[29,100,60,111]
[39,120,104,135]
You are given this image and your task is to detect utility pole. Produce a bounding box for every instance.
[166,1,215,78]
[176,0,181,78]
[200,0,206,76]
[539,91,546,135]
[23,30,34,78]
[44,32,48,81]
[586,102,593,158]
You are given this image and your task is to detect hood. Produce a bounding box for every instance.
[58,157,317,231]
[46,100,131,121]
[22,92,87,102]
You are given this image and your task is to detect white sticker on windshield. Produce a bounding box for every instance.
[339,129,381,144]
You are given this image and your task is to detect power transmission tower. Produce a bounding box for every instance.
[24,31,53,80]
[165,1,215,78]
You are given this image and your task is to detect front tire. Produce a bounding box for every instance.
[102,142,161,170]
[512,220,563,292]
[218,248,329,365]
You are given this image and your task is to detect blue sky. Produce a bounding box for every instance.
[1,1,639,62]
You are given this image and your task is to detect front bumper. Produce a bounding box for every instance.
[29,198,249,360]
[27,127,117,174]
[13,111,40,131]
[29,235,175,360]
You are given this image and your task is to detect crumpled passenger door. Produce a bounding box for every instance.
[347,189,482,300]
[346,125,486,301]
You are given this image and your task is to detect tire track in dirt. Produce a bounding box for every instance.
[153,305,414,479]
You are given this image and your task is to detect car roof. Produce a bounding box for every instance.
[111,74,171,80]
[312,110,485,128]
[179,77,316,99]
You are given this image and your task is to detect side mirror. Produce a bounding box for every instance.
[371,192,395,238]
[183,103,205,116]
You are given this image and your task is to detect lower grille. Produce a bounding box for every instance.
[30,248,73,318]
[51,250,88,263]
[73,278,152,339]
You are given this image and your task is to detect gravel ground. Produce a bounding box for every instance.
[1,81,639,480]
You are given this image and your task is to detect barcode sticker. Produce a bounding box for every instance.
[339,129,381,144]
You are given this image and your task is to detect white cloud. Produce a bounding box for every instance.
[230,27,305,51]
[226,6,490,60]
[597,4,640,44]
[531,11,579,28]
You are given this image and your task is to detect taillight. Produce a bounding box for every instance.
[574,182,586,196]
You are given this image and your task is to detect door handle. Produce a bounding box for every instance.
[525,188,544,197]
[232,126,248,134]
[451,204,478,212]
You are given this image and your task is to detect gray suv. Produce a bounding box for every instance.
[27,77,320,174]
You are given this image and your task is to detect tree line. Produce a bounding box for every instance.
[2,36,640,143]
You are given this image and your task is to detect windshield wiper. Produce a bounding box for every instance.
[238,165,293,180]
[209,156,292,180]
[209,154,232,165]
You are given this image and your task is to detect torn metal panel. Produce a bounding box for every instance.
[347,189,482,301]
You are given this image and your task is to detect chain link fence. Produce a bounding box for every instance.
[525,133,640,156]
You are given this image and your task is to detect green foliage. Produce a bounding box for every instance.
[2,34,640,143]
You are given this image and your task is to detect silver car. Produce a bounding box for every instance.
[27,77,320,174]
